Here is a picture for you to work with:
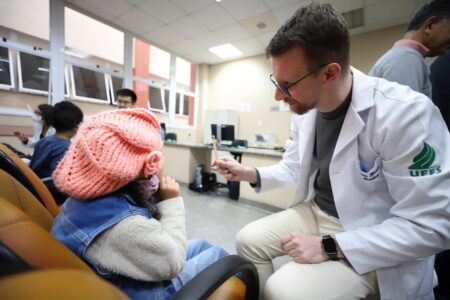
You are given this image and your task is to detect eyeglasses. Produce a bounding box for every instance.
[269,63,330,97]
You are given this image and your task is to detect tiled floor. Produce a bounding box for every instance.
[182,185,271,254]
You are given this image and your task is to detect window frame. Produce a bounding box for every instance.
[17,50,51,96]
[0,47,15,91]
[69,64,111,104]
[148,84,167,113]
[109,74,124,106]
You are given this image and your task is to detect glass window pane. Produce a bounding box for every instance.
[183,95,189,116]
[0,47,12,86]
[133,38,170,86]
[175,57,196,93]
[164,90,170,113]
[0,0,49,50]
[150,46,171,80]
[110,76,123,103]
[149,86,165,111]
[175,93,181,115]
[19,52,50,93]
[65,8,124,72]
[72,66,108,102]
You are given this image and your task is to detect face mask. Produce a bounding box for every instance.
[138,175,160,202]
[31,112,42,123]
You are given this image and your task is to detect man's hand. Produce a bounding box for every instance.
[14,131,28,143]
[281,232,328,264]
[157,176,180,201]
[212,156,257,183]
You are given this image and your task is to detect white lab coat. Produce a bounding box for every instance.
[257,68,450,300]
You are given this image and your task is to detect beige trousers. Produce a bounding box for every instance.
[236,200,378,300]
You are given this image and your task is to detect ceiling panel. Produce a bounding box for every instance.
[191,32,223,48]
[169,0,214,14]
[169,39,204,56]
[118,8,162,34]
[192,4,235,30]
[263,0,303,10]
[220,0,269,21]
[169,15,210,38]
[67,0,425,65]
[144,25,187,46]
[234,38,264,54]
[126,0,145,5]
[213,23,251,43]
[138,0,186,23]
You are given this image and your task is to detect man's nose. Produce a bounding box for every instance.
[274,88,286,101]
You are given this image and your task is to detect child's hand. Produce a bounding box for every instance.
[157,176,180,201]
[14,131,28,143]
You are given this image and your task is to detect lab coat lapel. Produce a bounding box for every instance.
[332,105,364,160]
[332,68,374,160]
[298,110,317,166]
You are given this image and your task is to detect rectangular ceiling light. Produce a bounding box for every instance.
[209,43,242,59]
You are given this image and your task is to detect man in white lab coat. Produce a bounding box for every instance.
[214,3,450,300]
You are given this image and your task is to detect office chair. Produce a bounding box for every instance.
[0,143,59,217]
[0,170,259,300]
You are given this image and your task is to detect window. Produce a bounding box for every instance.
[149,86,166,112]
[164,90,170,113]
[175,92,190,117]
[182,95,190,116]
[175,57,192,91]
[133,38,171,86]
[109,75,124,105]
[70,65,109,103]
[65,7,124,72]
[18,51,50,94]
[0,46,14,90]
[0,0,50,50]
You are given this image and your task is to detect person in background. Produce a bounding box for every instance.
[51,108,229,300]
[29,101,83,204]
[430,49,450,130]
[369,0,450,98]
[116,88,137,109]
[14,103,55,148]
[213,3,450,299]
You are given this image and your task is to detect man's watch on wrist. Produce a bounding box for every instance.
[322,235,339,261]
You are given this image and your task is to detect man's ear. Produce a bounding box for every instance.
[324,63,341,83]
[423,16,439,34]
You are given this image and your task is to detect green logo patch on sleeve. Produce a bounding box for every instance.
[408,142,441,177]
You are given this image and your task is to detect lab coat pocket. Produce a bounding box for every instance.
[354,157,384,192]
[358,156,382,181]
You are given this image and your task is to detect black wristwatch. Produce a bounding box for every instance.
[322,235,339,261]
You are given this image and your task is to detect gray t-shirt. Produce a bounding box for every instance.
[369,45,431,98]
[313,90,352,218]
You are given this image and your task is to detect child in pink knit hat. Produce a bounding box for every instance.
[51,108,229,300]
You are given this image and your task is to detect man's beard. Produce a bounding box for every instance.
[284,97,314,115]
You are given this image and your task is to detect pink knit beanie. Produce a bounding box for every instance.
[53,108,163,200]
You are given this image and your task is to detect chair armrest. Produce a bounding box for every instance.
[172,255,259,300]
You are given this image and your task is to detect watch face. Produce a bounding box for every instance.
[323,236,337,252]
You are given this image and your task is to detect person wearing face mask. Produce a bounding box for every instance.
[14,103,55,148]
[51,108,229,300]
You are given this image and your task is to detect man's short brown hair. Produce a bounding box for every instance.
[266,2,350,72]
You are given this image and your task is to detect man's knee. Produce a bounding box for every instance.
[265,271,318,300]
[235,222,261,256]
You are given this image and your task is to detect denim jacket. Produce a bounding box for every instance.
[51,193,173,300]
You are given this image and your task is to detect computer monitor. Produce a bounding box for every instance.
[221,125,235,145]
[211,124,235,145]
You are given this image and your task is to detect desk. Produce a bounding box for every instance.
[161,142,295,208]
